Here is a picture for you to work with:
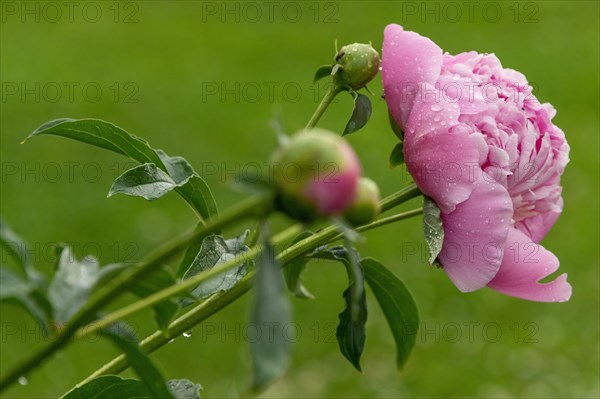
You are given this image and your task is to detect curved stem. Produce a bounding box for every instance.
[0,194,272,392]
[76,207,423,383]
[305,83,344,129]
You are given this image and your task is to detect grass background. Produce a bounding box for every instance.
[1,1,598,398]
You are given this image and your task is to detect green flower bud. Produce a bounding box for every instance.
[271,129,362,222]
[343,177,381,226]
[334,43,381,90]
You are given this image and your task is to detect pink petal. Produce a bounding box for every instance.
[487,228,572,302]
[515,197,563,243]
[404,124,482,213]
[439,179,513,292]
[404,82,461,140]
[382,24,443,130]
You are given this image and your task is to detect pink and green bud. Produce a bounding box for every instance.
[343,177,381,226]
[271,129,361,221]
[334,43,381,90]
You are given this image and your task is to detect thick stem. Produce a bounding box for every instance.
[76,207,423,383]
[0,194,272,392]
[305,84,344,129]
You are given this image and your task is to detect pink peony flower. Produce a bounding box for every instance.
[382,24,571,302]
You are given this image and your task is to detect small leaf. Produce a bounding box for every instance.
[167,379,202,399]
[313,246,367,371]
[362,258,419,370]
[343,92,372,135]
[103,323,175,399]
[26,118,218,222]
[0,267,52,329]
[422,196,444,265]
[130,268,179,332]
[336,247,367,372]
[389,142,404,169]
[282,231,315,299]
[156,150,195,186]
[337,283,367,372]
[48,247,124,322]
[250,238,292,392]
[109,163,178,201]
[314,65,333,83]
[181,231,251,302]
[388,110,404,140]
[61,375,149,399]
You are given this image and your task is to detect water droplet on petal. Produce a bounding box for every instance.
[430,104,443,112]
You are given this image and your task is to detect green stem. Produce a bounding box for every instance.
[76,224,306,385]
[0,194,272,392]
[77,184,420,339]
[76,246,264,339]
[305,83,344,129]
[380,183,421,213]
[76,207,423,383]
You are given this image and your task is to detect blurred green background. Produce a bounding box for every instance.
[1,1,598,398]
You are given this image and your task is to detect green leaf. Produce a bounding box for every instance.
[282,231,315,299]
[61,375,149,399]
[157,152,218,221]
[174,177,218,222]
[337,282,367,372]
[156,150,195,186]
[103,323,175,399]
[313,246,367,372]
[25,118,218,221]
[422,196,444,265]
[130,268,179,332]
[250,240,292,392]
[314,65,333,83]
[167,379,202,399]
[0,218,46,284]
[25,118,163,165]
[109,163,178,201]
[389,142,404,169]
[181,231,251,302]
[362,258,419,370]
[343,92,372,136]
[48,246,124,322]
[388,110,404,140]
[0,267,52,329]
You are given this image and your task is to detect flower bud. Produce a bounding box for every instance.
[271,129,361,221]
[334,43,381,90]
[343,177,381,226]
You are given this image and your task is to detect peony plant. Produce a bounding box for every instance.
[0,24,571,398]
